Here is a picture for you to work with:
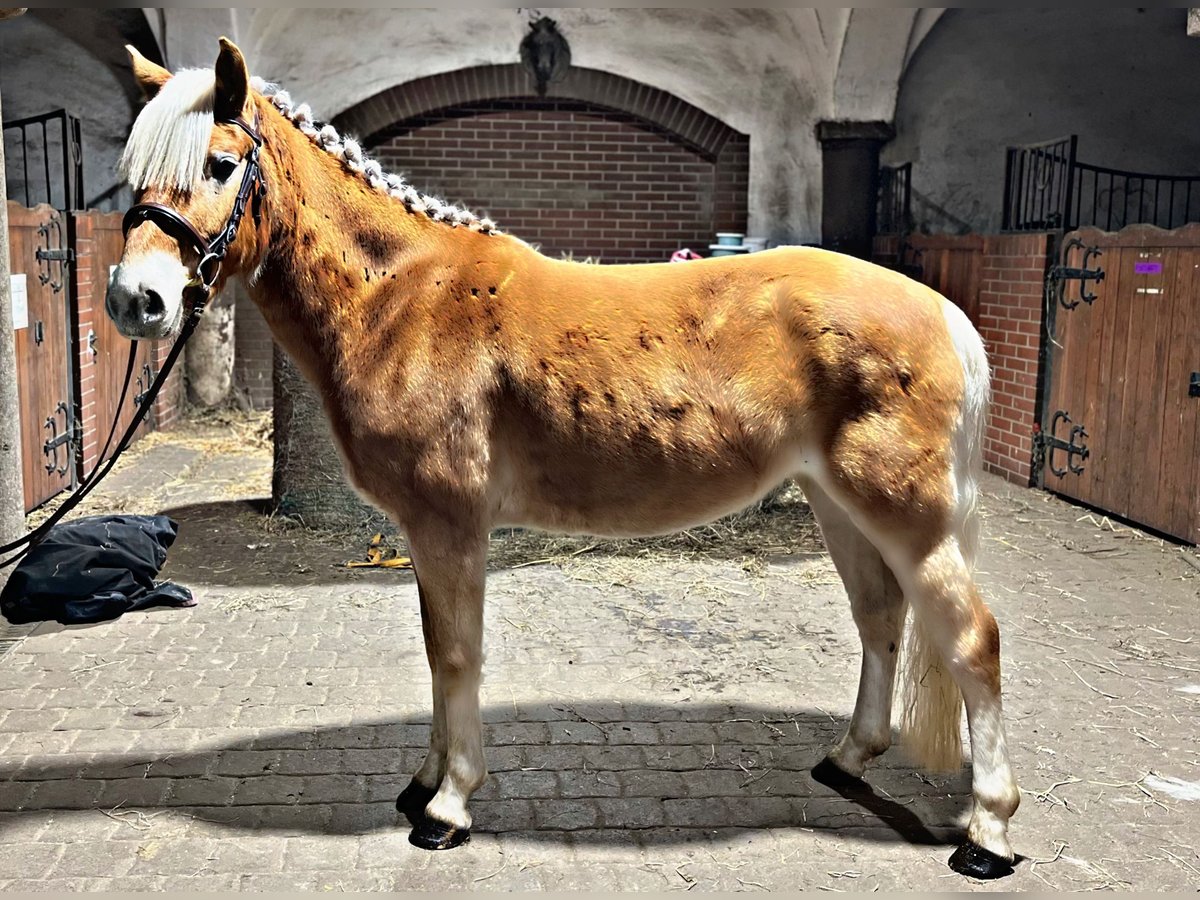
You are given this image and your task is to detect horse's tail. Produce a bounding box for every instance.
[898,299,988,772]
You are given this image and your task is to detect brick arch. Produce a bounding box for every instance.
[334,64,741,160]
[342,64,750,263]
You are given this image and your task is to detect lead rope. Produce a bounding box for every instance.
[0,116,263,571]
[0,291,209,570]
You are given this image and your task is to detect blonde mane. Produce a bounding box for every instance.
[119,69,216,191]
[119,68,498,235]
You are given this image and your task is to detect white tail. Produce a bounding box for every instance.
[898,615,965,771]
[898,300,989,772]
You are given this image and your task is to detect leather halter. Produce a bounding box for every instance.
[121,115,265,303]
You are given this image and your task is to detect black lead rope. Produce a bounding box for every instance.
[0,114,264,570]
[0,306,203,569]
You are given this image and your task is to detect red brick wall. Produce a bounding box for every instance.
[976,233,1049,485]
[150,340,183,431]
[72,214,100,472]
[872,232,1051,485]
[71,211,183,474]
[369,100,749,263]
[233,286,273,410]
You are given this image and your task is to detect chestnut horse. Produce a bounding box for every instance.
[106,40,1019,877]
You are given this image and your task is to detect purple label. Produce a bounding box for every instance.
[1135,261,1162,275]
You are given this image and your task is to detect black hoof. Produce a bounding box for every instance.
[396,780,437,825]
[810,757,868,791]
[948,840,1014,879]
[409,816,471,851]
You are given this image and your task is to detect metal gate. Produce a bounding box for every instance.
[1040,224,1200,543]
[6,202,77,510]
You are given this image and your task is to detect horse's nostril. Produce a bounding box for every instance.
[142,288,166,323]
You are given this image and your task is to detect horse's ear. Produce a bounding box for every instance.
[214,37,250,121]
[126,44,170,100]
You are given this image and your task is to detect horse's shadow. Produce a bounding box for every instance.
[155,496,822,588]
[1,703,970,848]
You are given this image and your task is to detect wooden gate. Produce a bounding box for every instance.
[7,202,76,510]
[1042,224,1200,543]
[74,211,156,460]
[903,235,983,324]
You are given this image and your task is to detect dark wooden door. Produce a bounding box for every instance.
[1044,225,1200,543]
[908,235,984,325]
[74,211,155,464]
[7,202,75,511]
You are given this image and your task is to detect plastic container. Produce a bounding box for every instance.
[709,244,749,257]
[742,237,767,253]
[715,232,744,246]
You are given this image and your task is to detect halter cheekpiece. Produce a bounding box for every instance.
[121,115,265,307]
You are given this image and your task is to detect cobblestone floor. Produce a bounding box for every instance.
[0,414,1197,891]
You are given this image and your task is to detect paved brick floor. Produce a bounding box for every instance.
[0,415,1197,891]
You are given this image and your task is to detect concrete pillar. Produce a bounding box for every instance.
[815,120,894,259]
[0,9,27,586]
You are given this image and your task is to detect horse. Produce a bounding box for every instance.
[105,39,1019,878]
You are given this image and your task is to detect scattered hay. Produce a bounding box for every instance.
[487,481,823,571]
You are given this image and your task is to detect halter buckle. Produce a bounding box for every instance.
[196,252,222,290]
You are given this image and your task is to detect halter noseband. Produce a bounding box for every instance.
[121,115,265,308]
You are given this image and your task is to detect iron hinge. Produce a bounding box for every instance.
[133,363,156,407]
[1048,237,1104,310]
[34,247,74,263]
[34,218,71,294]
[1038,410,1090,477]
[42,401,74,476]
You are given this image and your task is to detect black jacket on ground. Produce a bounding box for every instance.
[1,515,193,625]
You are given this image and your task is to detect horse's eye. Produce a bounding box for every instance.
[211,155,240,182]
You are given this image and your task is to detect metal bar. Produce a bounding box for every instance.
[1063,135,1078,231]
[1022,149,1030,228]
[1090,169,1098,228]
[20,125,29,207]
[1002,147,1014,230]
[70,114,83,210]
[41,120,50,208]
[60,113,71,210]
[1107,173,1114,231]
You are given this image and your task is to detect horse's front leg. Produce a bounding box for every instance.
[398,519,488,850]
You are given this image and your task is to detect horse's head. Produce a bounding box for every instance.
[107,39,263,339]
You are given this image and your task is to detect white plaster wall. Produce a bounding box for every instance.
[0,7,933,239]
[887,7,1200,233]
[227,8,834,242]
[0,14,136,210]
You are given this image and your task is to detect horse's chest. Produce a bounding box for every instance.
[333,390,492,510]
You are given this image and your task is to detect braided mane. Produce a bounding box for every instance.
[251,78,499,235]
[119,66,499,235]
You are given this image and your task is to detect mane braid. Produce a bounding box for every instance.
[250,77,499,235]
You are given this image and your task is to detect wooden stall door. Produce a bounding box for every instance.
[75,211,155,463]
[907,235,983,324]
[1044,225,1200,543]
[7,202,75,511]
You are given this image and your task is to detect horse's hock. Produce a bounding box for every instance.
[272,350,389,532]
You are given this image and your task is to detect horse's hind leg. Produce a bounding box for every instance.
[801,480,906,783]
[891,534,1019,877]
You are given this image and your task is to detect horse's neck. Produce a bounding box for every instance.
[247,108,442,388]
